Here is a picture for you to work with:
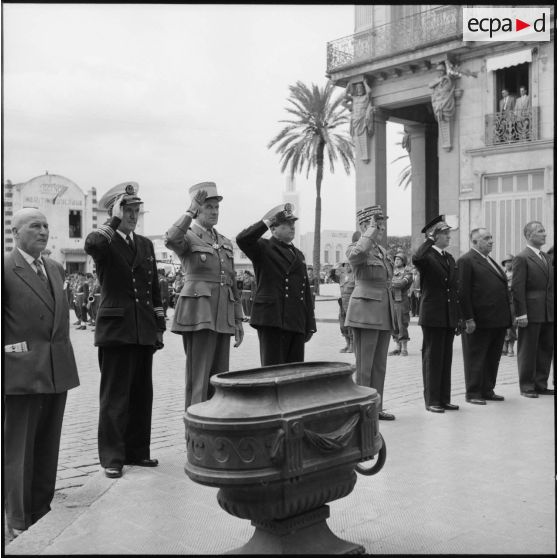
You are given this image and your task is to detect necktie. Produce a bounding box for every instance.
[34,258,53,296]
[34,259,48,283]
[539,252,547,267]
[125,234,134,250]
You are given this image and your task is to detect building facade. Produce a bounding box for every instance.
[4,173,147,272]
[4,173,97,272]
[300,230,354,267]
[327,5,554,262]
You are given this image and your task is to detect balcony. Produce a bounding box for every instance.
[327,6,463,74]
[485,108,539,146]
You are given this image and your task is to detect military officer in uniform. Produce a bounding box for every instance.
[345,205,396,421]
[85,183,166,478]
[236,204,316,365]
[165,182,244,410]
[412,215,460,413]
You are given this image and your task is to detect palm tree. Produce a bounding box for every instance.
[392,129,411,190]
[268,81,354,293]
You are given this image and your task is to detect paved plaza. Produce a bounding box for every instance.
[5,284,556,554]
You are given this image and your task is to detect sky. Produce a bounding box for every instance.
[3,4,412,238]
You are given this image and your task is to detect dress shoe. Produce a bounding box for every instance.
[443,403,459,410]
[520,391,539,398]
[536,388,555,395]
[426,405,445,413]
[105,467,123,478]
[378,411,395,421]
[466,398,487,405]
[485,394,505,401]
[125,458,159,467]
[76,325,86,330]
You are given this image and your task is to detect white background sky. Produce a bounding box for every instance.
[3,4,412,238]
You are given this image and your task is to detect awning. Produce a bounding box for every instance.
[486,49,532,72]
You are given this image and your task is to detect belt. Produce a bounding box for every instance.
[186,274,234,286]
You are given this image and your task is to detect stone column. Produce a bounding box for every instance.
[405,124,426,251]
[438,89,462,257]
[355,109,387,235]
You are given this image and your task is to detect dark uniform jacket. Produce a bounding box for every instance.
[236,221,316,336]
[457,249,512,329]
[4,249,80,394]
[412,239,459,328]
[512,247,554,323]
[84,217,166,347]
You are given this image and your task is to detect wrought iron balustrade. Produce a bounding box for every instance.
[485,108,538,146]
[327,6,462,73]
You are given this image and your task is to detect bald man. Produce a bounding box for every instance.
[4,209,80,538]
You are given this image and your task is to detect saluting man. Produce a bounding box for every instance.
[236,203,316,365]
[85,183,166,479]
[345,205,396,421]
[165,182,244,410]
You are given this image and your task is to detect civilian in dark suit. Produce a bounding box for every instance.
[4,209,80,537]
[511,221,555,397]
[412,215,460,413]
[458,228,512,404]
[85,184,165,478]
[236,204,316,365]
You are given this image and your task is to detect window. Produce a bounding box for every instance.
[324,243,332,264]
[494,62,529,112]
[483,171,544,196]
[69,210,82,238]
[482,170,546,265]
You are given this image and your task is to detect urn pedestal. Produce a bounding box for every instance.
[184,362,385,554]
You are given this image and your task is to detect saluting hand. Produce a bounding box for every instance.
[112,194,127,221]
[262,204,288,226]
[188,189,207,217]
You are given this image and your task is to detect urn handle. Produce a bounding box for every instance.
[356,433,386,476]
[303,413,360,453]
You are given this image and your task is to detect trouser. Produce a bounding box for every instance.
[257,327,305,366]
[352,328,391,411]
[392,301,410,341]
[517,321,554,392]
[4,392,67,530]
[241,292,252,317]
[183,330,231,410]
[421,326,455,407]
[461,327,506,399]
[98,345,154,468]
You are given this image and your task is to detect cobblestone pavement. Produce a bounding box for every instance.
[53,284,523,499]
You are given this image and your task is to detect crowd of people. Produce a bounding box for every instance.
[4,181,554,541]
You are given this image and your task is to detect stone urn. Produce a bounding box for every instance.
[184,361,385,554]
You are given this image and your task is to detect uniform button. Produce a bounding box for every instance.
[134,288,138,292]
[221,259,224,263]
[300,297,303,301]
[285,294,289,298]
[146,301,150,305]
[133,278,136,282]
[135,298,139,302]
[285,278,289,282]
[285,286,289,290]
[447,299,450,302]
